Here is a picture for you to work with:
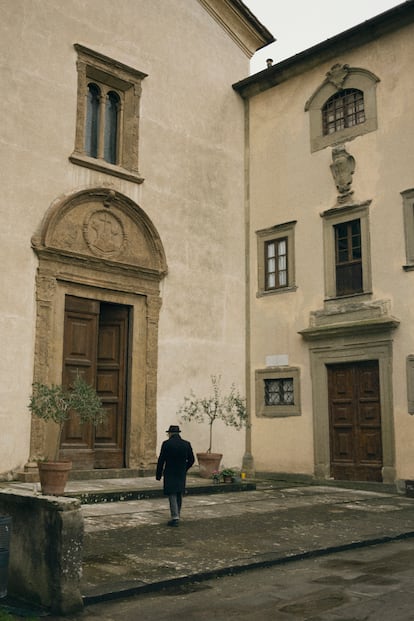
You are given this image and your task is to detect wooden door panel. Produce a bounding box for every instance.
[64,320,95,366]
[332,430,355,462]
[61,297,129,470]
[359,430,382,461]
[95,373,119,442]
[331,403,354,425]
[329,365,354,469]
[94,304,128,468]
[331,368,353,396]
[359,367,379,396]
[328,361,382,482]
[95,403,118,439]
[359,402,381,425]
[60,297,99,467]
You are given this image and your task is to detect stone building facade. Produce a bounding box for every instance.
[234,1,414,488]
[4,0,414,489]
[0,0,272,477]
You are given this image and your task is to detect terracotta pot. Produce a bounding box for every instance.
[38,461,72,496]
[196,452,222,479]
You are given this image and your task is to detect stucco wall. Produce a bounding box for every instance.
[247,21,414,480]
[0,0,251,475]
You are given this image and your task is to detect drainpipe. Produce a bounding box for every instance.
[242,97,255,478]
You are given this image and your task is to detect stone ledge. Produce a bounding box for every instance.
[0,490,83,615]
[66,482,256,505]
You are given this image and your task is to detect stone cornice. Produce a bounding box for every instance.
[233,1,414,98]
[198,0,274,57]
[299,316,400,341]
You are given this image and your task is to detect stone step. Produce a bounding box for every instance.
[65,480,256,504]
[15,466,149,483]
[68,468,144,481]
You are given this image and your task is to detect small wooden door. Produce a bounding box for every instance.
[328,361,383,482]
[61,296,129,469]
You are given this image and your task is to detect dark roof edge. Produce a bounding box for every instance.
[233,0,414,98]
[230,0,276,50]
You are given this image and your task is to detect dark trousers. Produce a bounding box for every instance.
[168,492,182,519]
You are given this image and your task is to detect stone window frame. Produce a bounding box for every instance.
[305,65,380,153]
[321,201,372,300]
[70,44,147,184]
[256,221,297,297]
[401,189,414,270]
[255,367,301,417]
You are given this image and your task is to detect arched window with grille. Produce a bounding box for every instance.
[305,65,379,152]
[322,88,365,136]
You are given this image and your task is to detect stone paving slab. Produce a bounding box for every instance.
[43,539,414,621]
[80,484,414,603]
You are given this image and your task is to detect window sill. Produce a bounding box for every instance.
[257,285,297,298]
[69,153,144,184]
[403,264,414,272]
[258,408,301,418]
[324,291,372,303]
[311,118,377,153]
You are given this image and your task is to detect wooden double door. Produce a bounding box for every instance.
[328,361,383,482]
[60,296,129,469]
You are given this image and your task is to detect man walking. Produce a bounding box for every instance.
[156,425,195,527]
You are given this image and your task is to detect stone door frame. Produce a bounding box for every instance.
[308,338,396,484]
[27,187,167,474]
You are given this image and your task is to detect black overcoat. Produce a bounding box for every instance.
[156,434,195,495]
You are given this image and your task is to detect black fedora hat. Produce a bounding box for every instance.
[166,425,181,434]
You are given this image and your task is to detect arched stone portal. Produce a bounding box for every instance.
[27,188,167,475]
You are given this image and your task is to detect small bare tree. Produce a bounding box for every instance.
[178,375,247,453]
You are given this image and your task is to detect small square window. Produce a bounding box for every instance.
[256,367,300,417]
[264,378,294,405]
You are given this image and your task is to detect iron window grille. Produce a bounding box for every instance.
[264,378,294,406]
[322,89,365,136]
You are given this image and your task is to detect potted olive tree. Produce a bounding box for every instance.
[28,375,106,495]
[178,375,247,478]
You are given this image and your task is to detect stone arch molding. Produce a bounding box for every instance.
[27,188,167,475]
[32,187,167,278]
[305,64,380,152]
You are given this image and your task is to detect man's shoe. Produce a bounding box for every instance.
[167,519,179,527]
